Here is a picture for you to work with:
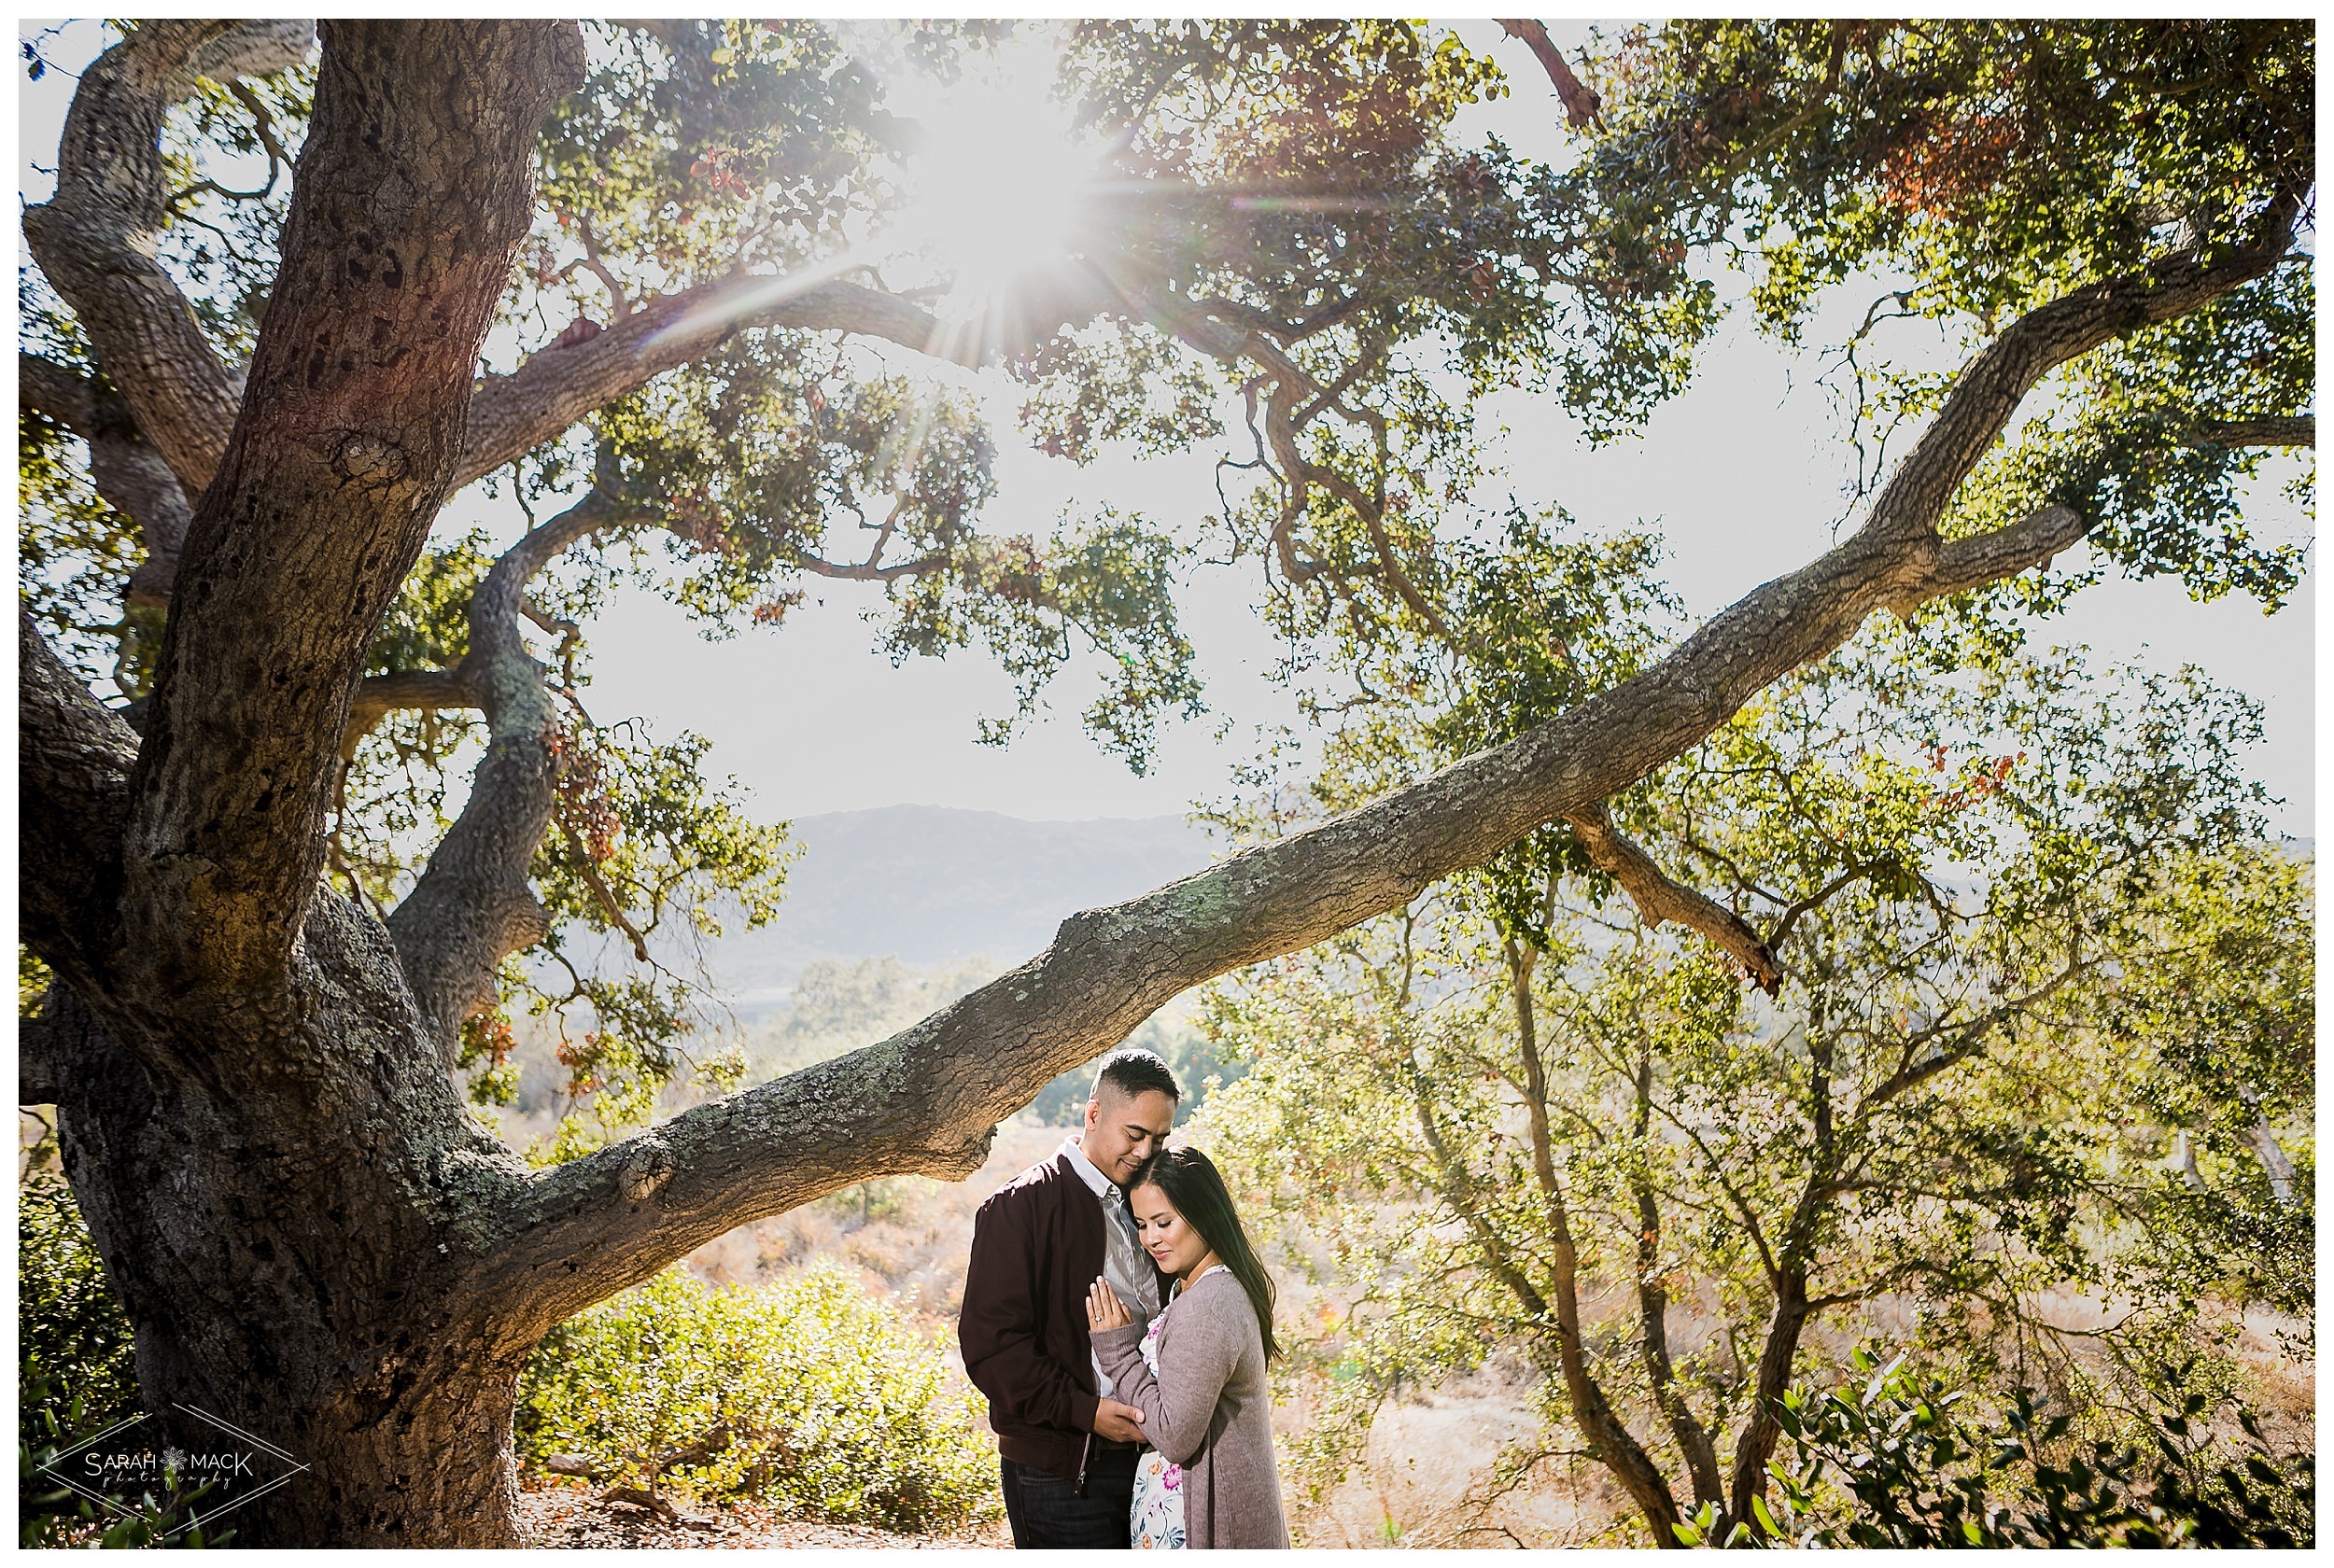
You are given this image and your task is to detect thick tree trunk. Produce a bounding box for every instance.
[46,949,539,1547]
[22,27,582,1543]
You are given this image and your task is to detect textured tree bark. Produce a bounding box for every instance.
[22,21,584,1549]
[121,20,583,995]
[387,490,641,1057]
[44,960,541,1547]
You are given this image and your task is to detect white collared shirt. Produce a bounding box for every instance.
[1062,1136,1160,1400]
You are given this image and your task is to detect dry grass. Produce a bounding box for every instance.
[678,1120,1067,1321]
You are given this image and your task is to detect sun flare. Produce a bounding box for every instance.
[891,69,1099,333]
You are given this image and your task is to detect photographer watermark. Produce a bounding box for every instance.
[30,1403,308,1540]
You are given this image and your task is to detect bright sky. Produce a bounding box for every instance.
[18,20,2315,838]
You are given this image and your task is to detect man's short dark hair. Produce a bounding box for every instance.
[1090,1046,1180,1105]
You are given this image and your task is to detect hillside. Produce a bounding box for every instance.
[704,805,1219,1007]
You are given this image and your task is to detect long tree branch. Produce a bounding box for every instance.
[2183,413,2314,449]
[21,21,313,500]
[21,354,199,608]
[115,22,586,999]
[452,275,947,493]
[468,225,2297,1333]
[1496,20,1602,129]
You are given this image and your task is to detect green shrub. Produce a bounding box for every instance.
[19,1172,139,1446]
[19,1175,232,1547]
[21,1365,238,1549]
[1686,1347,2316,1549]
[516,1262,998,1532]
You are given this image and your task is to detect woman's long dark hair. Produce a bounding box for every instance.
[1134,1146,1279,1363]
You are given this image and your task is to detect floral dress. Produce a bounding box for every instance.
[1129,1266,1229,1550]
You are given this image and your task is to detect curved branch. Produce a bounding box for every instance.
[21,350,199,610]
[387,489,633,1058]
[1148,285,1460,641]
[1859,194,2299,550]
[1565,804,1782,994]
[1259,377,1331,586]
[453,276,946,491]
[1497,20,1603,129]
[561,820,653,965]
[21,21,314,500]
[118,22,585,998]
[1305,459,1463,647]
[371,479,921,1046]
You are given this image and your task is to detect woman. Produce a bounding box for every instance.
[1086,1145,1290,1550]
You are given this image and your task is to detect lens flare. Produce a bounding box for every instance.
[889,71,1099,361]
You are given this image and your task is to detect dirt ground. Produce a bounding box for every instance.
[514,1477,1009,1548]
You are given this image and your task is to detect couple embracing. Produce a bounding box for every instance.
[961,1048,1289,1550]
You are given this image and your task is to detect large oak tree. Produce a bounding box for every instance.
[17,19,2310,1545]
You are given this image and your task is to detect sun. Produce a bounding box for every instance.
[909,101,1090,295]
[647,45,1104,372]
[889,63,1102,350]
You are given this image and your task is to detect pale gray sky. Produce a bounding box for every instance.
[20,19,2313,836]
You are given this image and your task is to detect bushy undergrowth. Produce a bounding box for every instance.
[19,1172,141,1440]
[516,1262,997,1531]
[1680,1348,2316,1549]
[20,1174,232,1547]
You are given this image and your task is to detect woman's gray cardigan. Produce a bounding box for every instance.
[1091,1269,1291,1549]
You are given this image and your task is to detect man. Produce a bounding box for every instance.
[962,1047,1180,1548]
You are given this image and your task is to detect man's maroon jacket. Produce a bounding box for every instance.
[959,1150,1164,1485]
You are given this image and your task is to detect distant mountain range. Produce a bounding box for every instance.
[704,805,1220,1006]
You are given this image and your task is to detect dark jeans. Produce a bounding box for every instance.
[1000,1449,1139,1549]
